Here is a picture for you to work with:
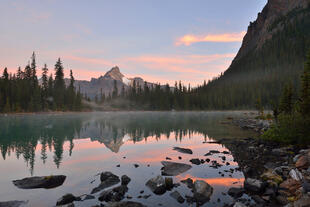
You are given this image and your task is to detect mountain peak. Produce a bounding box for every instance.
[103,66,124,81]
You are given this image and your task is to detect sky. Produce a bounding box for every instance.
[0,0,267,86]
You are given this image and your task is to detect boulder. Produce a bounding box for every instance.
[80,194,95,201]
[108,201,146,207]
[173,147,193,154]
[121,175,131,186]
[296,155,310,169]
[181,178,194,188]
[293,194,310,207]
[193,180,213,204]
[233,202,247,207]
[0,200,28,207]
[161,161,192,176]
[165,177,173,190]
[145,175,166,195]
[13,175,66,189]
[279,178,301,196]
[170,191,185,203]
[91,172,120,194]
[261,171,283,184]
[228,187,244,198]
[244,178,265,192]
[56,194,80,206]
[289,169,303,181]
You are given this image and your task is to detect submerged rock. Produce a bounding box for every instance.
[91,172,120,194]
[173,147,193,154]
[170,191,185,203]
[228,187,244,198]
[193,180,213,204]
[56,194,80,206]
[0,200,28,207]
[108,201,146,207]
[13,175,66,189]
[289,168,303,181]
[145,175,166,195]
[161,161,192,176]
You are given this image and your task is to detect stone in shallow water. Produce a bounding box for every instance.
[0,200,28,207]
[108,201,146,207]
[173,147,193,154]
[91,172,120,194]
[121,175,131,186]
[170,191,185,203]
[190,158,201,165]
[12,175,66,189]
[193,180,213,204]
[56,194,81,206]
[145,175,166,195]
[161,161,192,176]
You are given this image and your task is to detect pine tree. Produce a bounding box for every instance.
[279,82,294,114]
[41,64,49,110]
[54,58,65,110]
[299,49,310,117]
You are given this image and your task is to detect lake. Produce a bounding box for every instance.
[0,111,258,207]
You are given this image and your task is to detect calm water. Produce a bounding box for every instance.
[0,112,257,207]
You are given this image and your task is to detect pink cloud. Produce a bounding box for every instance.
[176,31,246,46]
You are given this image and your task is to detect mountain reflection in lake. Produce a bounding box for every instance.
[0,112,257,207]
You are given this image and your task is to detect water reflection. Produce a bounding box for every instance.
[0,112,254,175]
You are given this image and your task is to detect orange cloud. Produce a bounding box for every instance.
[176,31,246,46]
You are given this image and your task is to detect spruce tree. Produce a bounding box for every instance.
[299,50,310,117]
[54,58,65,110]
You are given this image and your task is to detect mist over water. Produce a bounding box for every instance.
[0,111,257,206]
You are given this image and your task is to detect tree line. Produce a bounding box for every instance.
[263,49,310,144]
[0,52,82,113]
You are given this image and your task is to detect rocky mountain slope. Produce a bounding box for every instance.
[203,0,310,109]
[66,66,152,99]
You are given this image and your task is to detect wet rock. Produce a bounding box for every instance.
[181,178,194,188]
[279,179,301,196]
[222,151,230,154]
[170,191,185,203]
[91,172,120,194]
[108,201,146,207]
[178,156,182,160]
[0,200,28,207]
[116,164,120,167]
[80,194,95,201]
[209,150,220,154]
[302,180,310,193]
[276,195,288,205]
[233,202,247,207]
[261,171,283,184]
[161,161,192,176]
[227,187,244,198]
[134,164,139,168]
[252,195,266,205]
[289,169,303,181]
[293,194,310,207]
[166,157,172,160]
[173,147,193,154]
[121,175,131,186]
[165,177,173,190]
[12,175,66,189]
[205,158,210,162]
[189,158,201,165]
[193,180,213,204]
[145,175,166,195]
[296,155,310,169]
[98,185,128,202]
[244,178,265,192]
[56,194,80,206]
[142,194,151,199]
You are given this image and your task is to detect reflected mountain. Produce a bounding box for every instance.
[0,112,255,173]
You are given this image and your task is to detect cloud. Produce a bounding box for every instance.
[176,31,246,46]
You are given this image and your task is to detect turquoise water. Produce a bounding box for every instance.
[0,111,257,207]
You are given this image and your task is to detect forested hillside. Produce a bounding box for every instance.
[200,2,310,109]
